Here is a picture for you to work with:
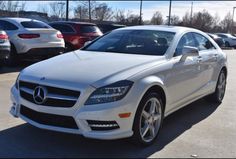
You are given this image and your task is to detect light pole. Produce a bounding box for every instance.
[168,0,172,26]
[139,0,143,25]
[66,0,69,21]
[232,7,236,33]
[88,0,91,22]
[190,2,193,25]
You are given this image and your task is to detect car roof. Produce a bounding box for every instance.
[0,17,42,23]
[49,21,96,26]
[116,25,200,33]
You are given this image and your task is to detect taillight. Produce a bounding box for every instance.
[0,34,8,40]
[57,33,63,38]
[18,34,40,39]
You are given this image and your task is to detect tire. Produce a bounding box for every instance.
[65,43,74,53]
[132,92,164,146]
[6,44,19,67]
[206,70,227,103]
[225,41,230,47]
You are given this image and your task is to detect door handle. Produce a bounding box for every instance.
[213,54,218,61]
[197,56,202,63]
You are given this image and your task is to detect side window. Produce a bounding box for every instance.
[51,24,75,33]
[0,20,18,30]
[193,33,215,51]
[217,34,227,38]
[175,33,197,56]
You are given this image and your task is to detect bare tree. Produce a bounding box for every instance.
[50,2,66,19]
[220,12,232,33]
[94,3,113,21]
[74,5,88,19]
[150,11,163,25]
[74,0,97,21]
[181,11,191,27]
[170,15,180,25]
[37,4,49,14]
[3,1,19,12]
[113,9,126,24]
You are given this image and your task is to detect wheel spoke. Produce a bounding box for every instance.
[142,110,150,120]
[149,100,156,114]
[153,114,160,121]
[141,123,149,138]
[149,125,155,137]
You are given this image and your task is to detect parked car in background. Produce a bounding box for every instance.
[216,33,236,48]
[0,30,10,67]
[207,33,225,48]
[49,21,103,52]
[97,23,126,34]
[11,26,227,146]
[0,18,65,65]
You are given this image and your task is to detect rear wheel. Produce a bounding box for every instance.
[65,43,74,53]
[206,70,226,103]
[6,44,19,67]
[132,92,164,146]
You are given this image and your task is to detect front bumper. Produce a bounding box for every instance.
[10,86,134,140]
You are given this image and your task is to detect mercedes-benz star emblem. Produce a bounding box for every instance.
[33,86,47,104]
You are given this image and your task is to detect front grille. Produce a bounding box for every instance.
[19,81,80,108]
[20,105,78,129]
[87,120,120,131]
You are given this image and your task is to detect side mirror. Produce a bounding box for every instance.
[84,41,92,46]
[180,46,199,61]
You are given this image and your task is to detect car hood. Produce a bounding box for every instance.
[21,50,165,89]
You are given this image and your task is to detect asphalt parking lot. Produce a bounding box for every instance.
[0,50,236,158]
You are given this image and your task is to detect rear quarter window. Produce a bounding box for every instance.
[0,20,18,30]
[21,21,50,29]
[50,24,75,33]
[80,25,101,34]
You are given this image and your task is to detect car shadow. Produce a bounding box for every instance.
[0,99,220,158]
[0,61,35,74]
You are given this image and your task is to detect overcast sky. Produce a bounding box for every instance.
[24,1,236,21]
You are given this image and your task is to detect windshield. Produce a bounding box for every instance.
[82,30,175,56]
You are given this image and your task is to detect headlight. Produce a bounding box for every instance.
[15,73,20,90]
[85,80,133,105]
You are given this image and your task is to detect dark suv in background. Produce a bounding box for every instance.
[50,21,103,52]
[97,23,126,34]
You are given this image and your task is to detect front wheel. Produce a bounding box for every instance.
[206,70,226,103]
[132,92,164,146]
[225,41,230,47]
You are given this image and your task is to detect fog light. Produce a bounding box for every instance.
[87,120,120,131]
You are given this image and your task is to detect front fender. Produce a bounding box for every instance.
[131,75,168,114]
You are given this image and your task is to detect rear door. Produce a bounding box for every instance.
[192,33,218,87]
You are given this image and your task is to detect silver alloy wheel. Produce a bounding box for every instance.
[217,72,226,101]
[139,97,162,143]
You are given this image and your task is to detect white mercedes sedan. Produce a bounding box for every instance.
[10,26,227,146]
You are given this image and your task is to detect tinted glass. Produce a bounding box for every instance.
[175,33,197,56]
[0,20,18,30]
[217,34,227,38]
[83,30,175,56]
[51,24,75,33]
[21,21,50,28]
[80,25,100,33]
[193,33,215,50]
